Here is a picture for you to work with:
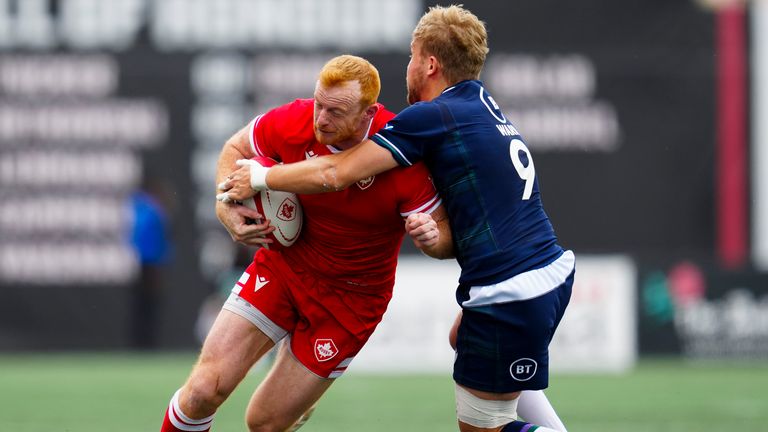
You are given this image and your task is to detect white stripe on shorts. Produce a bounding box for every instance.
[461,250,575,307]
[222,292,288,343]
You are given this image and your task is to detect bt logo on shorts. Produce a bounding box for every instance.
[509,358,537,381]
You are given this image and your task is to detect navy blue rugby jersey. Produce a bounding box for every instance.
[372,80,564,288]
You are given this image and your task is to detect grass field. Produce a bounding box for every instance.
[0,353,766,431]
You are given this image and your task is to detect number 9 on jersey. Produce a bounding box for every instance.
[509,138,535,200]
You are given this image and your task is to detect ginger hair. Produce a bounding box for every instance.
[318,55,381,108]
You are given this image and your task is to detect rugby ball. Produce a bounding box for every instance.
[241,157,303,251]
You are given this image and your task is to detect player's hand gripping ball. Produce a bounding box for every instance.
[241,157,303,251]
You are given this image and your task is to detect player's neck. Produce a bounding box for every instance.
[423,76,452,102]
[333,118,374,151]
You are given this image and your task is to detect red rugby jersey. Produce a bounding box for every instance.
[248,99,441,291]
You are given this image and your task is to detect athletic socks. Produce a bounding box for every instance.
[517,390,568,431]
[502,421,559,432]
[161,389,215,432]
[156,388,562,432]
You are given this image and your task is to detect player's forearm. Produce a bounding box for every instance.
[216,127,254,222]
[217,127,253,185]
[217,147,241,186]
[264,139,398,194]
[265,153,351,193]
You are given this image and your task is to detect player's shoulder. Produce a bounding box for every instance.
[261,98,314,143]
[447,79,483,94]
[369,103,395,133]
[395,100,442,123]
[437,80,484,105]
[267,98,314,123]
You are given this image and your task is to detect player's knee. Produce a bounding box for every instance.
[245,420,272,432]
[184,369,237,413]
[245,414,290,432]
[455,384,519,430]
[245,404,315,432]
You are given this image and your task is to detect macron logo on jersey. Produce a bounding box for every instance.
[305,150,318,159]
[254,275,269,292]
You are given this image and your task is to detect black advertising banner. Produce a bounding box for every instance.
[0,0,720,349]
[0,0,423,350]
[639,260,768,358]
[471,0,717,258]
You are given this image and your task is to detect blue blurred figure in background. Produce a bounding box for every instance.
[128,177,172,350]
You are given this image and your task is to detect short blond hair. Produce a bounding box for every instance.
[412,5,489,83]
[317,55,381,108]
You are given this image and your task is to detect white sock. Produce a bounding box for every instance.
[166,389,216,431]
[517,390,567,432]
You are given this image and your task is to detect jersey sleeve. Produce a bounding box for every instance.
[370,102,445,167]
[395,162,442,217]
[248,100,310,160]
[368,104,396,133]
[248,112,278,159]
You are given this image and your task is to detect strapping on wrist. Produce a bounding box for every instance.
[250,164,269,190]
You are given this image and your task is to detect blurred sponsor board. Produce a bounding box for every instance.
[639,260,768,359]
[353,255,637,374]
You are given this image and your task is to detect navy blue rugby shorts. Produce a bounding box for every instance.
[453,269,574,393]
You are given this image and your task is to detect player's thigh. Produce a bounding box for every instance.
[454,282,572,393]
[455,383,520,432]
[187,309,275,394]
[246,342,334,430]
[449,310,463,350]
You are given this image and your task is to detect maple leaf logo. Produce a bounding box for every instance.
[281,203,294,219]
[356,176,375,190]
[277,198,297,221]
[314,339,338,362]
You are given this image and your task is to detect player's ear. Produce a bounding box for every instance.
[363,103,378,120]
[427,55,440,76]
